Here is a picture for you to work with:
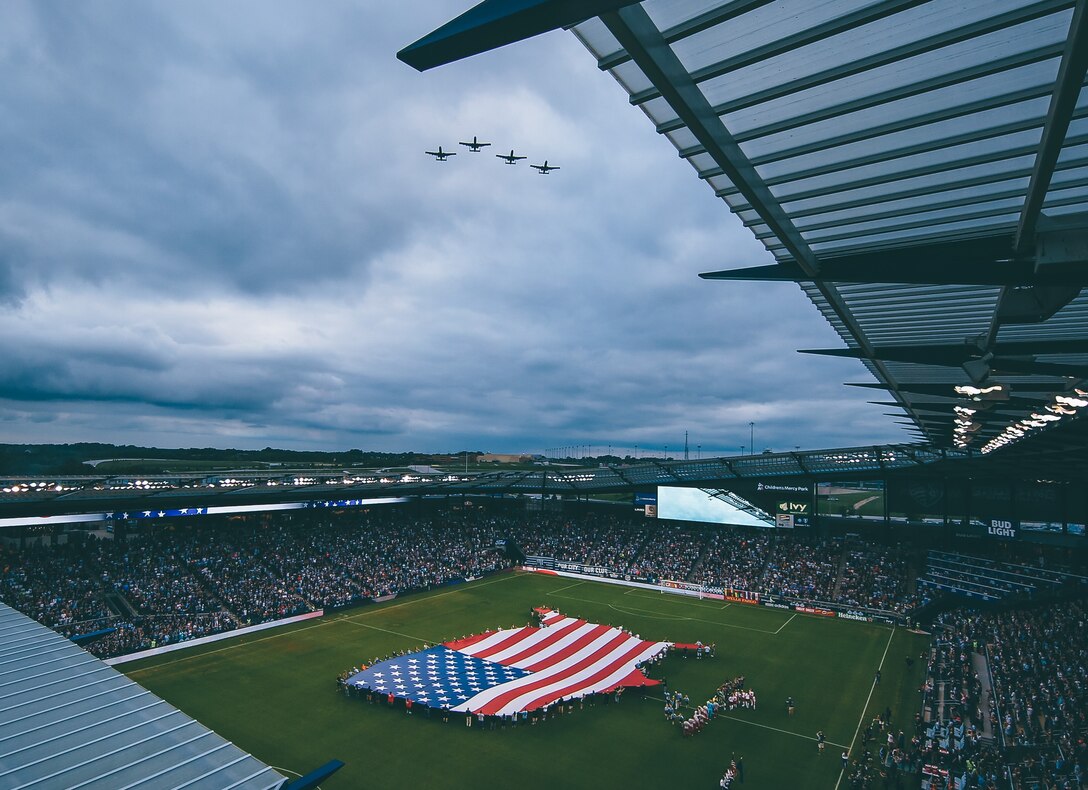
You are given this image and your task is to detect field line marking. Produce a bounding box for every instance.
[645,696,848,748]
[608,604,688,621]
[548,593,779,633]
[341,619,434,643]
[127,572,524,674]
[714,714,850,750]
[549,580,585,594]
[126,620,332,674]
[835,625,896,790]
[774,613,798,634]
[621,589,733,612]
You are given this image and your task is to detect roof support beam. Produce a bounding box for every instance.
[774,177,1088,235]
[602,4,909,421]
[698,235,1088,286]
[396,0,641,71]
[802,338,1088,360]
[597,0,773,71]
[714,132,1088,203]
[683,106,1088,184]
[658,43,1063,138]
[630,0,933,106]
[1016,0,1088,256]
[756,198,1088,248]
[600,5,818,271]
[749,83,1071,165]
[727,153,1088,218]
[666,0,1072,115]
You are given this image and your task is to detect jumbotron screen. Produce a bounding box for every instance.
[655,486,772,528]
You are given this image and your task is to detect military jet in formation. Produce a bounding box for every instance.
[425,146,456,161]
[459,136,491,152]
[496,149,526,165]
[427,137,559,173]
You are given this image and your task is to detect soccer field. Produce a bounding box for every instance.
[123,572,929,789]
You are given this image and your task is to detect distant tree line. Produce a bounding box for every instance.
[0,444,487,476]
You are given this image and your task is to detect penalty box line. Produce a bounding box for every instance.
[127,572,524,675]
[623,587,733,611]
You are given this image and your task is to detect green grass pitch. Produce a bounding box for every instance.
[123,572,929,789]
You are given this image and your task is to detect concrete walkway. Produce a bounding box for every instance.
[971,650,996,741]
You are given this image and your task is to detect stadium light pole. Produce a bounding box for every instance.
[749,422,754,454]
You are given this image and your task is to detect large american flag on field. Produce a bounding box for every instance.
[347,609,669,716]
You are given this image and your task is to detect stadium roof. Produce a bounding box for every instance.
[0,445,968,521]
[0,602,287,790]
[398,0,1088,468]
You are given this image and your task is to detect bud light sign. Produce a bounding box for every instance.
[987,519,1019,540]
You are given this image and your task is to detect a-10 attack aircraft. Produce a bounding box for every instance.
[459,136,491,152]
[530,160,560,174]
[496,149,527,165]
[425,146,456,161]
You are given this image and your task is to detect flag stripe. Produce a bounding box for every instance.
[470,619,583,661]
[518,623,616,672]
[455,629,632,714]
[450,617,577,658]
[444,631,496,651]
[486,620,595,666]
[450,626,531,656]
[493,640,666,716]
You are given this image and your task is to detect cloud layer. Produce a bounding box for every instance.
[0,1,905,454]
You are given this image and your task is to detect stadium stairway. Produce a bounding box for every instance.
[106,590,138,620]
[971,651,996,742]
[830,545,850,601]
[684,537,717,583]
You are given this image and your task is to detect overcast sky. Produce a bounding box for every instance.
[0,1,906,456]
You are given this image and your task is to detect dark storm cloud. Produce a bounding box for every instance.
[0,1,907,454]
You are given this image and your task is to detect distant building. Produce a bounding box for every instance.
[478,453,533,464]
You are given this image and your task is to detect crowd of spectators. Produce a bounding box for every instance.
[0,508,514,658]
[695,531,772,591]
[0,508,933,661]
[628,524,709,582]
[918,598,1088,789]
[507,513,646,570]
[758,536,841,601]
[838,545,915,613]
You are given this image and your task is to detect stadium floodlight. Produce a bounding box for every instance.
[1048,404,1077,415]
[1056,395,1088,408]
[955,383,1009,401]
